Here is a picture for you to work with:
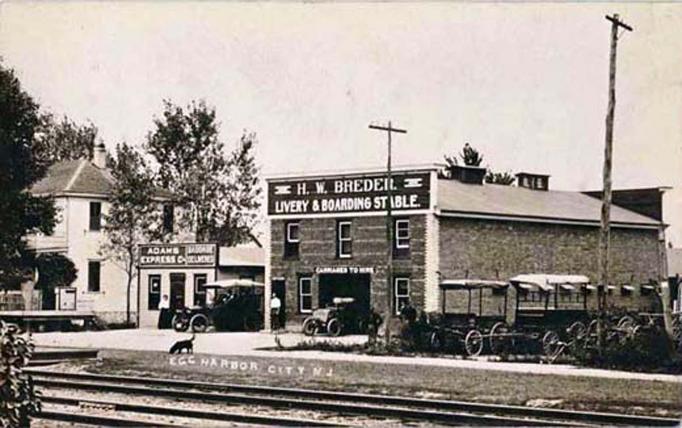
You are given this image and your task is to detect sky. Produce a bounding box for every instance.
[1,1,680,244]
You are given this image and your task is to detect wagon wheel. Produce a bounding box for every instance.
[617,315,637,330]
[464,330,484,357]
[542,330,561,358]
[190,314,209,333]
[302,317,317,336]
[429,331,444,352]
[489,322,513,355]
[327,318,342,337]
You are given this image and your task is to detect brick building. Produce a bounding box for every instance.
[264,164,666,329]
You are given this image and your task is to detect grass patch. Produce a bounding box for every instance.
[50,349,682,418]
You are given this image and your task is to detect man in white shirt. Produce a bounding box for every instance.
[270,293,282,331]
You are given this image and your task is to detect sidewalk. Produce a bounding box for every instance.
[32,329,682,384]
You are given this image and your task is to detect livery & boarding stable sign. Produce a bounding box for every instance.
[267,172,431,216]
[139,243,218,267]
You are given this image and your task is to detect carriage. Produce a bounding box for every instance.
[427,275,594,357]
[172,279,264,333]
[426,279,510,356]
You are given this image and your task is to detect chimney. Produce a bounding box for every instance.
[450,165,487,185]
[515,172,550,191]
[93,143,106,169]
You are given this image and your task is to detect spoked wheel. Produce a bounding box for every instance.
[542,330,561,358]
[302,318,317,336]
[489,322,514,354]
[617,315,637,330]
[429,332,444,352]
[567,321,586,339]
[327,318,342,337]
[190,314,209,333]
[464,329,484,357]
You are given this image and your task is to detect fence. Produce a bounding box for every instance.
[0,291,42,311]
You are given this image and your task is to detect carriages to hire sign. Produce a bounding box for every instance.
[267,172,431,216]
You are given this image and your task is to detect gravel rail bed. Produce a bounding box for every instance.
[38,387,402,427]
[29,369,681,427]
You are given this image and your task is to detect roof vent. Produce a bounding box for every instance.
[516,172,550,191]
[450,165,487,185]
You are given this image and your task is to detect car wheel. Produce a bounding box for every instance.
[190,314,209,333]
[302,318,317,336]
[327,318,342,337]
[243,316,259,332]
[172,315,189,332]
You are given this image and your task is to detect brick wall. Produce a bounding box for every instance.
[437,217,662,314]
[270,215,427,325]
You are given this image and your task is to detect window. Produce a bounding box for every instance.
[337,221,352,258]
[640,284,654,296]
[393,219,410,259]
[87,261,101,292]
[621,285,634,297]
[89,202,101,231]
[394,277,410,315]
[148,275,161,310]
[299,277,312,313]
[284,221,300,259]
[193,274,207,307]
[163,204,174,234]
[395,219,410,248]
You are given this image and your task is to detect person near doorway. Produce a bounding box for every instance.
[158,294,171,329]
[270,293,281,331]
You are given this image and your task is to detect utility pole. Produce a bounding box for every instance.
[598,14,632,350]
[369,121,407,345]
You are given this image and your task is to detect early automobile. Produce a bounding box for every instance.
[302,297,369,336]
[172,279,264,333]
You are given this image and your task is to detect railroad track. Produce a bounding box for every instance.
[28,369,680,426]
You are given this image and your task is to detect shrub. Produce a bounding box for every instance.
[0,321,41,427]
[574,325,680,373]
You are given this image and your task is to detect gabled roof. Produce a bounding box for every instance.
[31,159,113,196]
[437,179,661,227]
[219,246,264,267]
[31,159,173,199]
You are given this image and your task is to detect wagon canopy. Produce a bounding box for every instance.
[203,279,264,289]
[509,274,590,292]
[439,279,509,290]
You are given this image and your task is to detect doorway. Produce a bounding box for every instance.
[169,273,186,310]
[272,279,286,328]
[318,273,371,316]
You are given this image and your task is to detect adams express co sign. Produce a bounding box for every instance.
[139,243,217,267]
[268,172,431,216]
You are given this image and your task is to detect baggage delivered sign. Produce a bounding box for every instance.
[268,172,431,216]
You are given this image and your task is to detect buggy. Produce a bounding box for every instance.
[426,279,510,356]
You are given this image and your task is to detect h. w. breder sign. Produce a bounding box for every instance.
[268,172,431,215]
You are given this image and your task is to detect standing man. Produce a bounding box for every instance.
[158,294,170,329]
[270,293,281,331]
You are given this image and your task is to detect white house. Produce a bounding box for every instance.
[26,144,175,324]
